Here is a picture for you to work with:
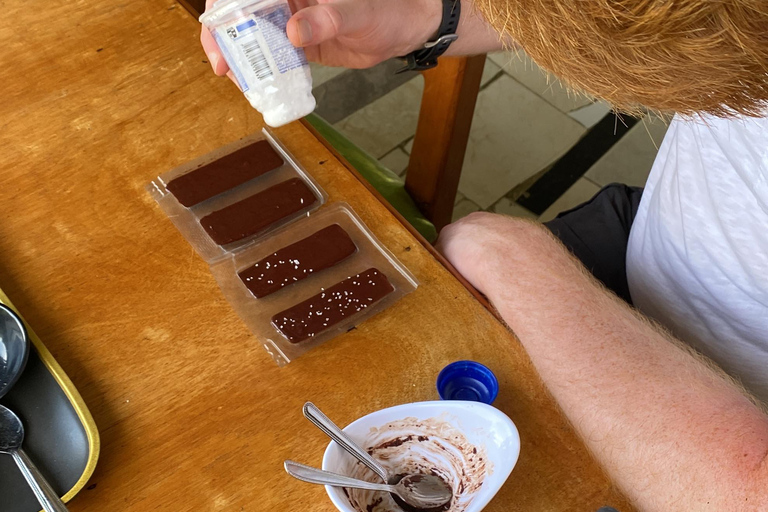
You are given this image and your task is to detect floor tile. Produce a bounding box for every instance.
[585,117,669,188]
[459,75,586,208]
[310,63,346,87]
[481,58,501,86]
[491,197,537,219]
[379,148,410,176]
[314,60,418,123]
[403,138,414,155]
[538,178,601,222]
[452,198,481,222]
[333,76,424,159]
[455,192,465,205]
[569,100,612,129]
[489,51,592,113]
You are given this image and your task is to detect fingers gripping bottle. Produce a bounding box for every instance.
[201,0,316,127]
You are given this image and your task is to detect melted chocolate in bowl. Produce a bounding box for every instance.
[340,416,490,512]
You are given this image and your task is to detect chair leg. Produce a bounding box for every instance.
[405,54,486,232]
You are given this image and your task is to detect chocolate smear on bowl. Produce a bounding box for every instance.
[338,416,490,512]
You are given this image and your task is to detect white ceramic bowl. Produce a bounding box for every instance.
[321,401,520,512]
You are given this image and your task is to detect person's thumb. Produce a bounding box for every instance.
[287,2,368,47]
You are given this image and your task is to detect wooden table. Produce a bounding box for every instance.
[1,0,632,510]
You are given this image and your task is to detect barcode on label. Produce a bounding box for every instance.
[241,39,273,80]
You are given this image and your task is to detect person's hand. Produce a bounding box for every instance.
[200,0,442,76]
[284,0,441,68]
[200,0,234,77]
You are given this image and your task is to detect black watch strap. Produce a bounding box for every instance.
[398,0,460,72]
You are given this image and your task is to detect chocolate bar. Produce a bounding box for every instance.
[167,140,283,207]
[272,268,394,343]
[200,178,317,245]
[239,224,357,298]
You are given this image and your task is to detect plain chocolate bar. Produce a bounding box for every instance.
[200,178,317,245]
[239,224,357,299]
[167,140,283,207]
[272,268,394,343]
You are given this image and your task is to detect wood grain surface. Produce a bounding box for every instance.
[0,0,633,510]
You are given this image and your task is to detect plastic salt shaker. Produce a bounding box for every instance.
[200,0,316,127]
[437,360,499,405]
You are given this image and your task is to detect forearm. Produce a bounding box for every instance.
[443,215,768,510]
[413,0,512,57]
[447,0,511,55]
[492,221,768,509]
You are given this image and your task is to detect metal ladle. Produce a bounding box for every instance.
[0,304,68,512]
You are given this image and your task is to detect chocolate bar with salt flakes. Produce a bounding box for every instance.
[239,224,357,299]
[166,140,283,207]
[272,268,394,343]
[200,178,317,245]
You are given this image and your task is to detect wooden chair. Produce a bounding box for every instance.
[407,55,485,231]
[181,0,484,236]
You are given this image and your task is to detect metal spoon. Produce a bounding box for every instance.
[0,304,30,397]
[0,304,68,512]
[303,402,389,482]
[1,405,68,511]
[285,460,452,511]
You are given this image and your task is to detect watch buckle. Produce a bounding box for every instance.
[423,33,459,49]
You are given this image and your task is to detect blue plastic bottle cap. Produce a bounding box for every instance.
[436,360,499,404]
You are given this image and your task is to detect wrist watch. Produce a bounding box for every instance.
[399,0,461,72]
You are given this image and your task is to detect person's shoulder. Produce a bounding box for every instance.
[674,109,768,128]
[671,110,768,145]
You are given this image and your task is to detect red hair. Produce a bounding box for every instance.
[476,0,768,116]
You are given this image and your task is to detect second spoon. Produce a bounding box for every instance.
[303,402,389,482]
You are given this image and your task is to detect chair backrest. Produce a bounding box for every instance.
[406,55,486,231]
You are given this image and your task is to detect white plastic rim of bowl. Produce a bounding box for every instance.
[321,400,521,512]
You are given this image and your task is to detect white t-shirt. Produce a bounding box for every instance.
[627,113,768,403]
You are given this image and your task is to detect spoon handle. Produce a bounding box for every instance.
[12,448,69,512]
[285,460,390,492]
[303,402,389,482]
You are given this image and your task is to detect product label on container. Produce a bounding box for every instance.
[213,30,251,92]
[254,4,308,73]
[223,3,307,88]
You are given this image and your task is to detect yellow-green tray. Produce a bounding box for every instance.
[0,289,100,510]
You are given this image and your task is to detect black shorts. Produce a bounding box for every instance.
[544,183,643,304]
